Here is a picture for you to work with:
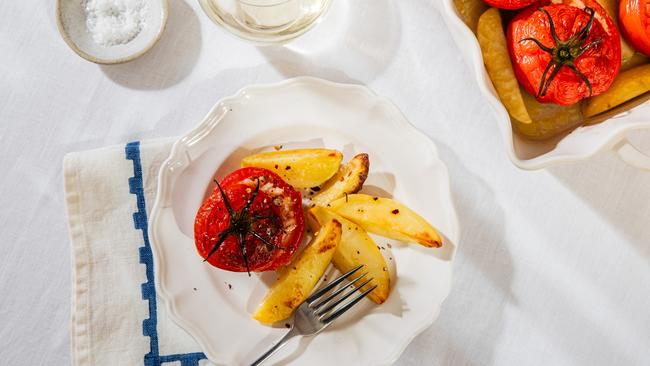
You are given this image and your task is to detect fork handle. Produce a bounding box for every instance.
[249,327,299,366]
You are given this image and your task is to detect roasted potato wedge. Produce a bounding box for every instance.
[253,219,342,324]
[242,149,343,188]
[478,8,532,124]
[583,64,650,117]
[329,194,442,248]
[308,207,390,304]
[311,153,369,207]
[454,0,489,33]
[512,87,584,140]
[621,53,650,72]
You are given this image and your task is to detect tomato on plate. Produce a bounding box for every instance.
[620,0,650,56]
[194,167,304,273]
[507,0,621,105]
[483,0,538,10]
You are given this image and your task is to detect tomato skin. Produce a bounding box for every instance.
[507,0,621,105]
[619,0,650,56]
[482,0,538,10]
[194,167,304,272]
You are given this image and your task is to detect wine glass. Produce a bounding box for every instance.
[199,0,332,43]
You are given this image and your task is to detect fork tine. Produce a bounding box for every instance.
[311,272,368,310]
[316,277,374,317]
[320,284,378,324]
[306,264,364,304]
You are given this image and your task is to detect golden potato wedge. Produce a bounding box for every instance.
[454,0,488,33]
[477,8,532,124]
[512,87,584,140]
[329,194,442,248]
[621,53,649,72]
[241,149,343,188]
[308,207,390,304]
[253,219,342,324]
[311,153,369,207]
[594,0,635,62]
[583,64,650,117]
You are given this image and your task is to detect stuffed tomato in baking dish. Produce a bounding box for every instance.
[454,0,650,140]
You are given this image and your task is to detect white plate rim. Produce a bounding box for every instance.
[148,76,461,365]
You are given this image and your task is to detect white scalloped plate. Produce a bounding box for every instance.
[149,77,460,366]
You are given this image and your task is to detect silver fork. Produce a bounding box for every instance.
[249,264,376,366]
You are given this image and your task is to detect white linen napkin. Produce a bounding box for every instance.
[64,139,212,366]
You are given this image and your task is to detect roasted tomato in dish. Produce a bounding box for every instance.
[194,167,304,273]
[619,0,650,56]
[508,0,621,105]
[483,0,538,10]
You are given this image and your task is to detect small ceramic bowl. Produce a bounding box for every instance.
[56,0,168,64]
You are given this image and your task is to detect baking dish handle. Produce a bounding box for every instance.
[615,138,650,171]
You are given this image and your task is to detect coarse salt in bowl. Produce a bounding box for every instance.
[56,0,168,64]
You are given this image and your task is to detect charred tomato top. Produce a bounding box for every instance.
[508,0,621,105]
[194,167,304,273]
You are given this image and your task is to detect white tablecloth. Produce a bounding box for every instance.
[1,0,649,365]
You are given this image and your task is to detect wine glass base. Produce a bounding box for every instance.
[198,0,332,44]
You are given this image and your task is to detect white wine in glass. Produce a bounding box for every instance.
[199,0,332,43]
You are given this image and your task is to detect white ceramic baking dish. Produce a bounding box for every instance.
[438,0,650,170]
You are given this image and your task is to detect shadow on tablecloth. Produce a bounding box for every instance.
[100,0,202,90]
[258,0,402,84]
[398,138,515,366]
[549,130,650,261]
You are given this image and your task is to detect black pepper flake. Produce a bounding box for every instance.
[310,186,321,192]
[285,166,291,170]
[228,284,232,290]
[391,209,400,214]
[285,323,291,328]
[193,287,197,291]
[274,164,279,169]
[373,197,378,201]
[356,250,360,254]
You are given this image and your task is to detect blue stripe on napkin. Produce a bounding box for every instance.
[126,141,207,366]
